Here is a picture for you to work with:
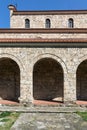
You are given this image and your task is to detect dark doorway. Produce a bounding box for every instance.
[33,58,64,102]
[77,60,87,100]
[0,58,20,102]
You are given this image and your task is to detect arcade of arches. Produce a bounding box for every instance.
[0,57,87,103]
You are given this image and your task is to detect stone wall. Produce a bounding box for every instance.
[1,32,87,39]
[10,14,87,28]
[0,5,86,104]
[0,47,86,103]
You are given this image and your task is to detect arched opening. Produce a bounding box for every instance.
[25,19,30,28]
[77,60,87,100]
[45,19,51,28]
[0,58,20,102]
[33,58,64,102]
[68,18,74,28]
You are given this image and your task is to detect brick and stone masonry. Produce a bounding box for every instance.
[0,5,87,104]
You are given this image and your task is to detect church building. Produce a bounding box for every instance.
[0,5,87,104]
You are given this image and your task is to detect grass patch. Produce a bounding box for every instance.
[0,112,11,118]
[1,118,10,122]
[76,112,87,121]
[0,112,20,130]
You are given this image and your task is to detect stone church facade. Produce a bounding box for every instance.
[0,5,87,104]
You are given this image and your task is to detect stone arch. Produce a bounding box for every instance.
[0,57,20,101]
[32,53,67,74]
[76,58,87,100]
[0,53,24,102]
[68,18,74,28]
[0,53,24,72]
[32,54,67,102]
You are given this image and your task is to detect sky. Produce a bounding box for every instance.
[0,0,87,28]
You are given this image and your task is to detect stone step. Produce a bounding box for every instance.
[11,113,87,130]
[0,106,87,113]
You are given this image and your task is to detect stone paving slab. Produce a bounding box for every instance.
[11,113,87,130]
[0,106,87,113]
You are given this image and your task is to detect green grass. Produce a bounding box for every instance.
[76,112,87,121]
[0,112,20,130]
[0,112,11,118]
[1,118,10,122]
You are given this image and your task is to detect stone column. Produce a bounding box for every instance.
[64,72,76,103]
[18,69,32,105]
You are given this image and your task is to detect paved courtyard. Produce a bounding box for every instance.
[0,100,87,129]
[11,112,87,130]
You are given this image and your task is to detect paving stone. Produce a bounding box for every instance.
[0,106,86,130]
[11,113,87,130]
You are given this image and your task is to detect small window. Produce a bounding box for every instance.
[68,18,74,28]
[45,19,51,28]
[25,19,30,28]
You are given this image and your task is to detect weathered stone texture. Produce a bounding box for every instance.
[0,7,87,104]
[0,48,86,103]
[1,33,87,39]
[11,14,87,28]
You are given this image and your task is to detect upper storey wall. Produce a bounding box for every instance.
[8,5,87,28]
[10,14,87,28]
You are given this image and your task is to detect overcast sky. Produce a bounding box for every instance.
[0,0,87,28]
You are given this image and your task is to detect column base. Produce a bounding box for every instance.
[64,100,78,106]
[18,97,33,106]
